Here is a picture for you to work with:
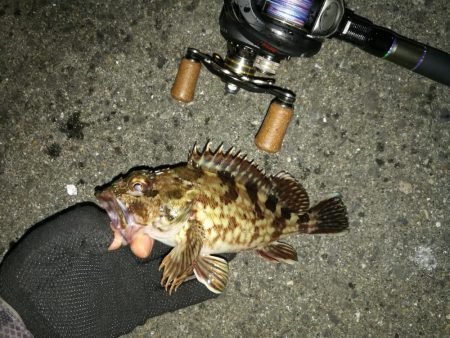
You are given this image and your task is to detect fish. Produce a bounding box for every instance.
[95,142,349,294]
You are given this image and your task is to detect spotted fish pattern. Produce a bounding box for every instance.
[96,143,349,294]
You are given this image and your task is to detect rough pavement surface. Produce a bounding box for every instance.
[0,0,449,337]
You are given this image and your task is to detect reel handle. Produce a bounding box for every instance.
[171,57,202,103]
[255,100,294,153]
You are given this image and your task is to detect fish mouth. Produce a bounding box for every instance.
[95,190,129,231]
[96,190,147,248]
[95,190,143,244]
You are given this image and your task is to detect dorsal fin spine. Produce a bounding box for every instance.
[188,142,272,191]
[205,141,212,152]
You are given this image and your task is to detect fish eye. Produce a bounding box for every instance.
[129,177,149,193]
[133,182,146,192]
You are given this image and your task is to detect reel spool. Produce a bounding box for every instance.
[262,0,314,29]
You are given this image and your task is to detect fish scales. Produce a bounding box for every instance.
[191,170,285,251]
[96,142,349,294]
[187,169,297,253]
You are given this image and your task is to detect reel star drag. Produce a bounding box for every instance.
[171,0,450,153]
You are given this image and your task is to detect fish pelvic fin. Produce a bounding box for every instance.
[193,255,229,294]
[297,194,349,234]
[257,241,298,264]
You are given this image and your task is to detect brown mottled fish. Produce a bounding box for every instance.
[95,143,348,294]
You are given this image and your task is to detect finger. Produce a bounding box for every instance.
[108,230,124,251]
[130,233,154,259]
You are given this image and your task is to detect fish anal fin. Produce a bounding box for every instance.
[272,171,310,214]
[257,241,298,264]
[193,255,229,294]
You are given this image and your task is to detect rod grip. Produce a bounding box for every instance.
[255,101,294,153]
[171,58,202,103]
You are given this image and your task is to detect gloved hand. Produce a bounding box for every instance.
[0,203,234,338]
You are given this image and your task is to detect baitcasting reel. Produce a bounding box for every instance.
[171,0,450,153]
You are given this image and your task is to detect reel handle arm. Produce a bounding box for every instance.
[171,48,296,105]
[335,10,450,86]
[171,48,296,153]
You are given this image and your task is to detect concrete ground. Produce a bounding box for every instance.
[0,0,449,337]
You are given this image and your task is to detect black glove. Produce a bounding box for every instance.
[0,203,234,338]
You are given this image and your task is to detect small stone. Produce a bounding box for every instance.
[412,246,437,272]
[66,184,78,196]
[287,280,294,286]
[399,181,413,194]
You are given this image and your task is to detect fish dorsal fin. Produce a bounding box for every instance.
[188,142,272,191]
[272,171,310,214]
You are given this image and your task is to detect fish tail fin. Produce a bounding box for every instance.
[297,194,349,234]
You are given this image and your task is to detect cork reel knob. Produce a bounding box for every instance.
[254,100,294,153]
[170,57,202,103]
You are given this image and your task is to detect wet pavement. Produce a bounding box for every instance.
[0,0,449,337]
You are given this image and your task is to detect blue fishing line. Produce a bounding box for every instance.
[263,0,313,28]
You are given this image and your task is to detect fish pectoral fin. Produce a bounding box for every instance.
[159,220,203,294]
[257,241,298,264]
[159,246,197,294]
[193,255,229,294]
